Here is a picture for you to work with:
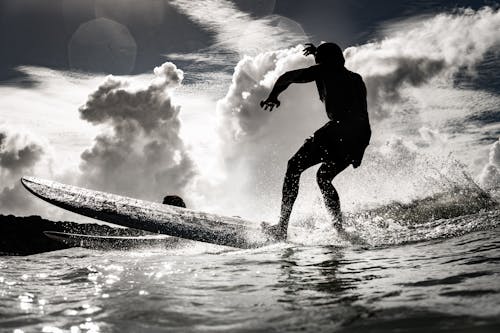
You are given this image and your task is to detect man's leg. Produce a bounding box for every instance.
[268,139,321,239]
[276,156,306,231]
[316,161,349,228]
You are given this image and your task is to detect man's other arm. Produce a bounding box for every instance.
[261,66,318,111]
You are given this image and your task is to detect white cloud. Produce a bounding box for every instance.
[345,7,500,120]
[169,0,306,62]
[0,130,44,173]
[216,45,317,141]
[0,66,103,172]
[78,62,196,202]
[0,126,52,215]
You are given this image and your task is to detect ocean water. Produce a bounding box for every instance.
[1,202,499,333]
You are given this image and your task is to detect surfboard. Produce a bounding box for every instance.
[43,231,180,250]
[22,177,270,248]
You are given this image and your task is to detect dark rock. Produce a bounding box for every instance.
[0,215,148,256]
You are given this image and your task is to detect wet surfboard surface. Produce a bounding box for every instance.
[22,177,270,248]
[44,231,179,250]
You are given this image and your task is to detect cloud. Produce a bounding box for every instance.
[0,130,44,172]
[0,126,49,214]
[479,138,500,190]
[345,7,500,120]
[78,62,196,201]
[216,45,316,142]
[0,183,36,215]
[169,0,306,66]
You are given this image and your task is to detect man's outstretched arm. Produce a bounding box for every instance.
[260,67,318,111]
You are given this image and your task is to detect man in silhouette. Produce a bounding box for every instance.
[260,42,371,241]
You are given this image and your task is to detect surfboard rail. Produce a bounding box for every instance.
[43,231,178,250]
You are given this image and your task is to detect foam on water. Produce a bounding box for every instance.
[286,181,499,249]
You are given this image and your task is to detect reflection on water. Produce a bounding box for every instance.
[0,218,499,332]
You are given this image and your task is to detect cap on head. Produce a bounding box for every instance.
[315,42,345,67]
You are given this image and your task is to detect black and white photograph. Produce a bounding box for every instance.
[0,1,499,332]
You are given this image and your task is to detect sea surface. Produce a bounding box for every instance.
[1,203,499,333]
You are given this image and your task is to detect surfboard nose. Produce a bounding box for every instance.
[20,176,44,196]
[21,176,36,188]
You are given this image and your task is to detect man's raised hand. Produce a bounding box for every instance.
[260,98,281,112]
[303,43,317,57]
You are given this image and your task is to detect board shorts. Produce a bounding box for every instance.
[303,120,370,168]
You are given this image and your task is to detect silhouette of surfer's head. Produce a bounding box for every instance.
[162,195,186,208]
[315,42,344,67]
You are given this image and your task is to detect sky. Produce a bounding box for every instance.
[0,0,499,223]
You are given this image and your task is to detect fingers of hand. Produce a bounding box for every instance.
[303,43,316,56]
[260,100,279,111]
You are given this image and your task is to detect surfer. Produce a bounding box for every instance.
[260,42,371,241]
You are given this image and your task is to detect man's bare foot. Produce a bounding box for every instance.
[261,222,287,241]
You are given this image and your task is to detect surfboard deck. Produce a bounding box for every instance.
[44,231,180,250]
[22,177,271,248]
